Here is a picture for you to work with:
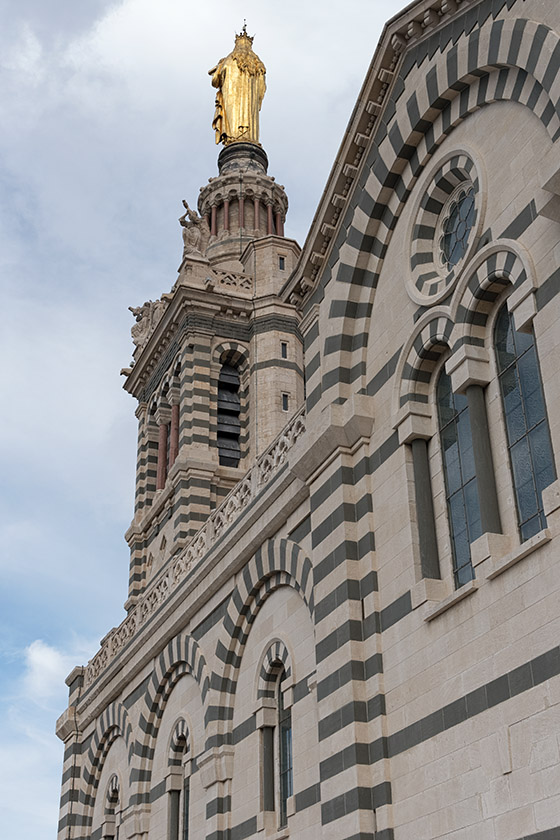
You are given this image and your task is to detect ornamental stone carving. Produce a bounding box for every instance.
[129,299,168,350]
[179,200,210,257]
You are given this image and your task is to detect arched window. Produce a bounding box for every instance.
[217,364,241,467]
[260,665,293,828]
[437,369,482,587]
[167,723,190,840]
[277,670,293,827]
[495,305,556,540]
[102,775,120,840]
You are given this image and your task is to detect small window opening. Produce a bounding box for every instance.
[218,364,241,467]
[282,393,289,412]
[277,671,293,827]
[278,256,285,270]
[281,342,288,359]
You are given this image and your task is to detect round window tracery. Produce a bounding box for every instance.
[407,153,483,306]
[439,186,475,270]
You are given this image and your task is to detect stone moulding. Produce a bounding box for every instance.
[83,405,306,689]
[283,0,480,307]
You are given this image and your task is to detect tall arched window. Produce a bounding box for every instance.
[168,723,190,840]
[277,669,293,827]
[437,369,482,586]
[260,665,293,828]
[102,775,120,840]
[217,364,241,467]
[495,305,556,540]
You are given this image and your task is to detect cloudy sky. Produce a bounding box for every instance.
[0,0,397,836]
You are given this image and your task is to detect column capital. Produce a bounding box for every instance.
[135,401,147,420]
[197,745,235,789]
[394,401,433,444]
[445,344,491,393]
[155,407,171,426]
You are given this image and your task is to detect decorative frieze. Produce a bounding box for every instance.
[83,405,306,688]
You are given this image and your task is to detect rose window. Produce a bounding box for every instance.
[439,187,476,271]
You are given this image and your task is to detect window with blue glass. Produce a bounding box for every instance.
[437,369,482,587]
[495,304,556,541]
[277,669,293,827]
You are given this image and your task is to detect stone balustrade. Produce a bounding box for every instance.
[84,405,306,689]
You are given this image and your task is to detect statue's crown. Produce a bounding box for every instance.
[235,22,254,45]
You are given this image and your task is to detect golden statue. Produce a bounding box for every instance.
[209,25,266,146]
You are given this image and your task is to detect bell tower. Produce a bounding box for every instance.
[121,31,303,610]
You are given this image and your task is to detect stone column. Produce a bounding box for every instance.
[55,668,84,840]
[395,402,440,579]
[223,199,230,232]
[411,438,441,579]
[255,697,276,819]
[238,196,245,228]
[466,384,502,534]
[198,746,234,840]
[267,202,274,235]
[168,790,180,840]
[133,402,148,516]
[169,403,180,469]
[291,397,383,839]
[156,418,169,490]
[275,211,284,236]
[253,197,260,230]
[211,204,218,237]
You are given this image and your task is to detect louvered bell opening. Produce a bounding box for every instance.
[218,363,241,467]
[219,364,240,388]
[217,416,241,435]
[218,434,241,467]
[217,389,240,413]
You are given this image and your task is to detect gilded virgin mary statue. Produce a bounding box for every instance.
[209,26,266,146]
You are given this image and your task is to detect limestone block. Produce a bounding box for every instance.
[198,745,235,789]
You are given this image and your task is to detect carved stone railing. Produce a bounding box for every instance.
[209,268,253,294]
[83,406,306,689]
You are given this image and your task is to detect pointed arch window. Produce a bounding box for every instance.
[495,305,556,540]
[217,364,241,467]
[437,369,482,586]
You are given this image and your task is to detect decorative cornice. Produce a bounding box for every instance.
[281,0,481,307]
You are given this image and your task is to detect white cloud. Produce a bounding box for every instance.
[1,24,44,80]
[9,638,98,707]
[0,637,99,838]
[23,639,77,702]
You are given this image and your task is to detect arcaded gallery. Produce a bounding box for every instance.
[57,2,560,839]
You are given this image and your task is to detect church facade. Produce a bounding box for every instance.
[56,2,560,839]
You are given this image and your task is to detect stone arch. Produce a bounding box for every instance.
[450,240,536,350]
[256,639,293,700]
[319,15,560,402]
[168,718,190,767]
[212,340,250,463]
[133,633,212,806]
[81,702,134,824]
[212,538,314,740]
[396,311,454,411]
[212,340,250,372]
[104,773,120,816]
